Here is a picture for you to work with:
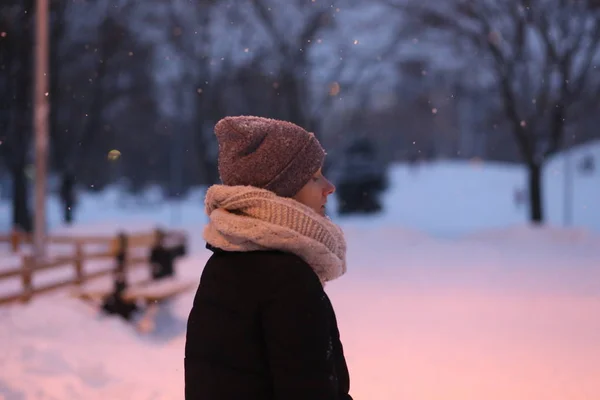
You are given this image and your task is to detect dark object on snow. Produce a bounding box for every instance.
[101,279,138,321]
[102,232,138,321]
[336,137,388,215]
[184,245,353,400]
[150,229,187,280]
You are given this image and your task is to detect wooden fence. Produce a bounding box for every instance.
[0,228,186,305]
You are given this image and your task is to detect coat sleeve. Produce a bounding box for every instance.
[260,264,339,400]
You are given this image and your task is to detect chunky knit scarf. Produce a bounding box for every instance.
[203,185,347,284]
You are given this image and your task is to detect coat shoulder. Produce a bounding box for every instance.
[203,249,322,294]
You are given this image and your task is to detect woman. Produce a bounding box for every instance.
[185,116,353,400]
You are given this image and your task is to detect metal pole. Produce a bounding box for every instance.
[33,0,49,262]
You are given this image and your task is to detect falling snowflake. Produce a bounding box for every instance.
[107,149,121,161]
[353,39,359,45]
[329,82,340,96]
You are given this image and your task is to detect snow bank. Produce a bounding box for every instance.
[0,294,185,400]
[1,224,600,399]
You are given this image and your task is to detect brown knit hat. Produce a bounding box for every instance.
[214,116,325,197]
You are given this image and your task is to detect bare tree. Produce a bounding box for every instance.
[51,6,127,220]
[154,0,221,188]
[386,0,600,223]
[48,0,78,223]
[0,0,35,232]
[248,0,336,133]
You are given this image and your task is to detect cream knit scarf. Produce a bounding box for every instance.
[203,185,347,285]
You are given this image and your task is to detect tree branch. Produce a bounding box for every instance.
[567,22,600,100]
[251,0,289,58]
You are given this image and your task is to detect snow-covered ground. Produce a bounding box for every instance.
[0,142,599,399]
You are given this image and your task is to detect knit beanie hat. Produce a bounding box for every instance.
[214,116,325,198]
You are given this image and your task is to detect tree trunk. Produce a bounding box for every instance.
[12,165,32,233]
[527,162,543,224]
[280,71,306,129]
[60,171,76,224]
[64,203,73,224]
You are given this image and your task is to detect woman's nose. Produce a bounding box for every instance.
[324,179,335,195]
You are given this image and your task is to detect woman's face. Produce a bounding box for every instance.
[293,168,336,216]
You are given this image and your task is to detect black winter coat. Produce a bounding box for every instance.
[185,245,353,400]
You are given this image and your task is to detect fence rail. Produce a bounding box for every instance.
[0,228,186,305]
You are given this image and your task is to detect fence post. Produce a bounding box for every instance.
[115,232,128,283]
[74,242,84,285]
[11,229,20,253]
[21,255,33,302]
